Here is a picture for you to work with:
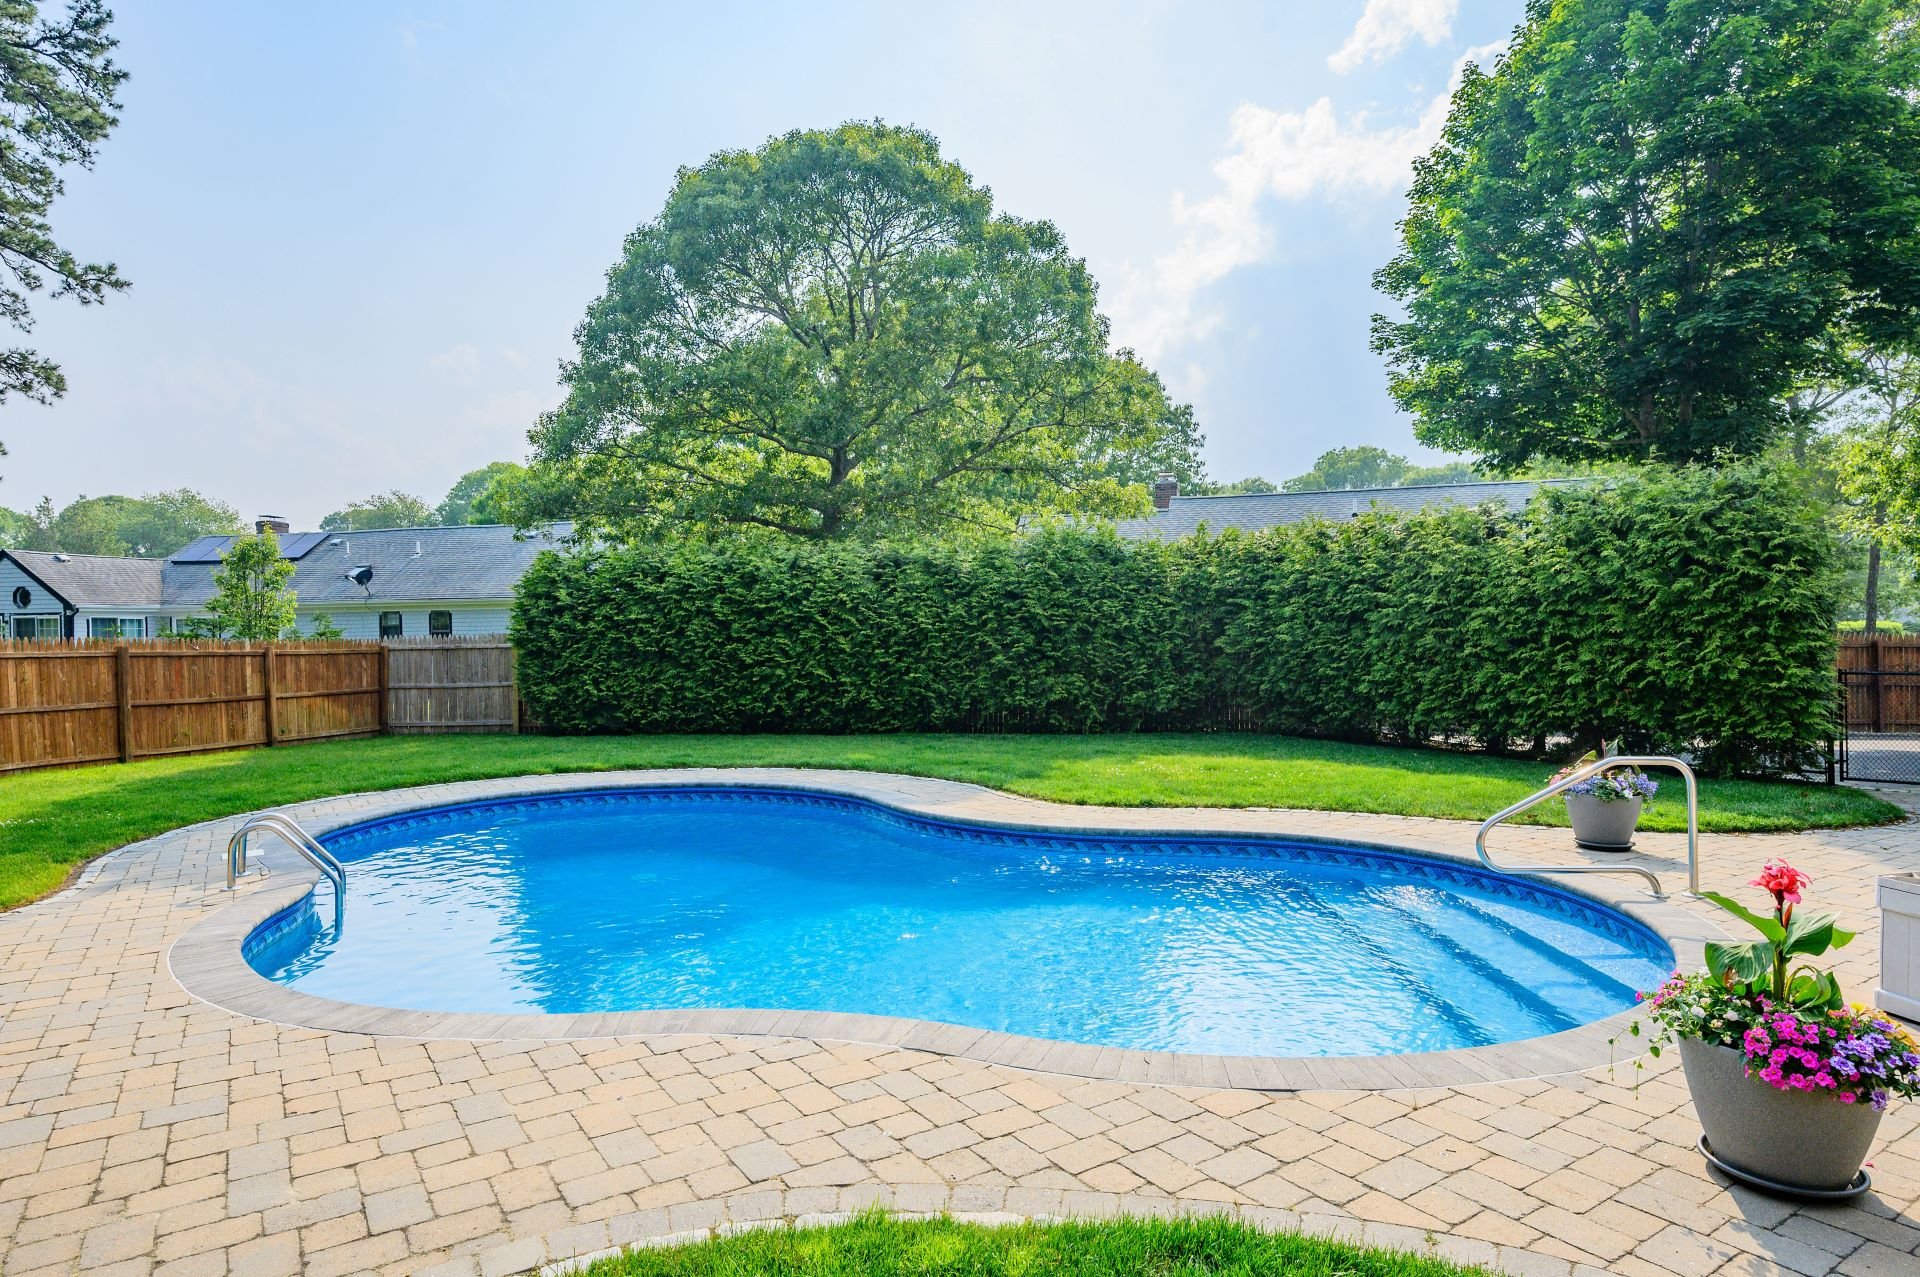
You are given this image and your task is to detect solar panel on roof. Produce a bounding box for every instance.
[171,531,326,563]
[168,536,234,564]
[278,532,328,560]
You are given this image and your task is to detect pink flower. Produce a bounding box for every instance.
[1751,860,1811,918]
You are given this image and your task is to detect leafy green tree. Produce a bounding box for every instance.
[304,612,343,640]
[1186,476,1278,496]
[28,489,237,556]
[320,490,434,532]
[0,1,129,472]
[1830,352,1920,632]
[42,492,130,553]
[205,530,295,640]
[1278,447,1484,493]
[1282,447,1412,492]
[1399,460,1482,487]
[1374,0,1920,468]
[115,489,238,555]
[0,503,32,547]
[433,462,525,526]
[527,121,1198,541]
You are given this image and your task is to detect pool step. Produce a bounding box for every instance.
[1439,893,1644,1006]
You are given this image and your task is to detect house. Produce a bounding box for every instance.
[1108,474,1580,540]
[0,518,570,640]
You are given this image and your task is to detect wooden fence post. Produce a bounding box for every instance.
[1873,638,1885,733]
[262,643,278,746]
[378,643,390,734]
[114,643,132,763]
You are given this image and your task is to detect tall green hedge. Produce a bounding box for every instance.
[512,465,1839,774]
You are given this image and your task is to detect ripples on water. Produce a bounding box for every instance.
[248,790,1673,1057]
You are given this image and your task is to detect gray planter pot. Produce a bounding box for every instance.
[1565,792,1642,850]
[1678,1037,1883,1192]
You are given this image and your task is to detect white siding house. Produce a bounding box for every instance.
[0,521,567,640]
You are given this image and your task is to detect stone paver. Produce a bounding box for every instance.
[0,767,1916,1277]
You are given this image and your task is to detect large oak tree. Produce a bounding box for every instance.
[526,122,1198,540]
[1373,0,1920,468]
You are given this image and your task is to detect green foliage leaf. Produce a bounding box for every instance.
[1701,891,1786,943]
[1706,940,1776,988]
[512,464,1841,774]
[1782,909,1856,958]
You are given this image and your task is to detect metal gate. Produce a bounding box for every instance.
[1837,669,1920,784]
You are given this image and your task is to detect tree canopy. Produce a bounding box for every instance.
[1832,353,1920,561]
[0,1,128,472]
[2,489,237,555]
[433,462,525,526]
[524,121,1199,541]
[320,490,434,532]
[1373,0,1920,468]
[1279,446,1483,492]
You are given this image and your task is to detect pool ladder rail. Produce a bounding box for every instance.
[1475,754,1700,899]
[225,811,346,900]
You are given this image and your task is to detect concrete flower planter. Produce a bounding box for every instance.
[1565,792,1642,851]
[1877,873,1920,1023]
[1678,1037,1882,1195]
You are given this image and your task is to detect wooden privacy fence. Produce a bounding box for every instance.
[384,635,521,735]
[1,636,528,774]
[1837,634,1920,732]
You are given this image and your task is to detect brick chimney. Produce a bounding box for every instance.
[1151,471,1179,510]
[255,515,291,535]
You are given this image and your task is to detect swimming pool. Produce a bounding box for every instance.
[244,786,1673,1058]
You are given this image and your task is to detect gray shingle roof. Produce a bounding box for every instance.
[1109,480,1580,540]
[161,524,572,608]
[6,550,164,606]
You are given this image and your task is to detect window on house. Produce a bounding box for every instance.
[379,612,404,638]
[153,617,175,636]
[10,615,58,639]
[87,617,146,639]
[428,610,452,637]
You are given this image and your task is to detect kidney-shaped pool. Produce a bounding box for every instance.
[244,786,1673,1058]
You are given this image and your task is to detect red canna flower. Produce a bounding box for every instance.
[1751,859,1811,921]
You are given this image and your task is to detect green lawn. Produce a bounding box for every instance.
[1,731,1899,910]
[575,1212,1481,1277]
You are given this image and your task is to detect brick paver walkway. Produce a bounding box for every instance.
[1,769,1917,1277]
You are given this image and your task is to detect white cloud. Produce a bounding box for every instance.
[430,343,482,378]
[1328,0,1459,73]
[1110,40,1503,361]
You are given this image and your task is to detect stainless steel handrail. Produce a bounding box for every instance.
[1475,754,1699,899]
[225,811,346,896]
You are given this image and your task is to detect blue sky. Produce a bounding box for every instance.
[7,0,1517,527]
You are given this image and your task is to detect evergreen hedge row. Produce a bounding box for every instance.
[512,465,1839,775]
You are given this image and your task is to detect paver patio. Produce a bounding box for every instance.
[1,768,1916,1277]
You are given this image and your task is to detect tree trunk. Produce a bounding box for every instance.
[1865,539,1883,637]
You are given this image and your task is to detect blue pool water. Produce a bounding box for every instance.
[246,787,1673,1057]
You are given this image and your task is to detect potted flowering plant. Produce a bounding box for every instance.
[1554,744,1658,850]
[1632,860,1920,1197]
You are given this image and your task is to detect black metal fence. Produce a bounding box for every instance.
[1837,669,1920,784]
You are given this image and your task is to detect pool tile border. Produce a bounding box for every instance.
[167,768,1717,1091]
